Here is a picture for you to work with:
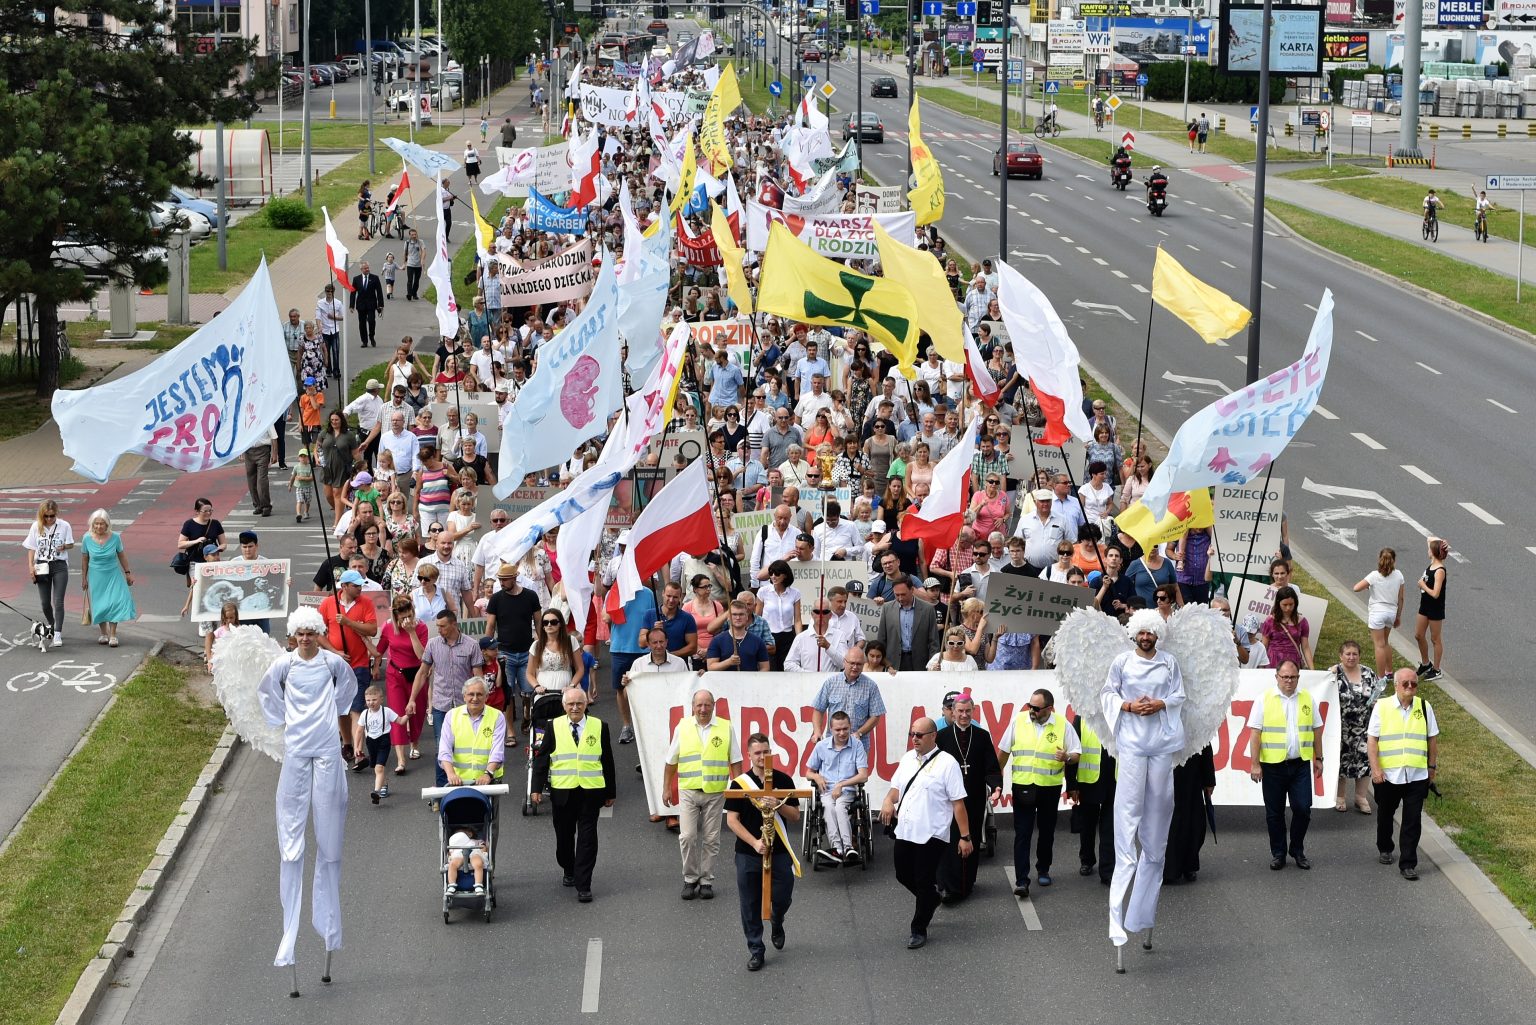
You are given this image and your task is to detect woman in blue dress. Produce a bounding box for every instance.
[80,508,136,648]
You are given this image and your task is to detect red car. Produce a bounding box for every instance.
[993,141,1044,180]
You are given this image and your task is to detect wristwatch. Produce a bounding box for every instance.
[959,834,971,842]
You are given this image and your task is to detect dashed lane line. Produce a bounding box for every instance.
[1356,330,1377,341]
[1132,283,1149,293]
[1460,502,1504,526]
[1312,404,1338,420]
[582,939,603,1013]
[1002,867,1045,931]
[1093,257,1108,265]
[1402,465,1441,485]
[1416,361,1442,375]
[1352,432,1386,450]
[1112,269,1128,278]
[1489,398,1518,413]
[1221,260,1236,269]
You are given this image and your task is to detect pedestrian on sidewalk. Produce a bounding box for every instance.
[350,261,385,349]
[404,229,424,301]
[382,253,398,300]
[501,117,518,147]
[244,426,277,517]
[23,500,75,647]
[316,284,344,373]
[1197,113,1210,154]
[1186,118,1197,152]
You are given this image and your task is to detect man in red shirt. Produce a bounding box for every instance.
[319,569,380,764]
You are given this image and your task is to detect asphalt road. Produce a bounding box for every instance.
[822,57,1536,749]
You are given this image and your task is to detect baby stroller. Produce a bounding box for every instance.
[519,690,567,817]
[437,786,501,923]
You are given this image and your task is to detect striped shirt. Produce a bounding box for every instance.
[417,466,452,510]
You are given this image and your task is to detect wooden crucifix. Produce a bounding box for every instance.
[724,782,813,919]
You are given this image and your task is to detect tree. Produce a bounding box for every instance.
[0,2,259,396]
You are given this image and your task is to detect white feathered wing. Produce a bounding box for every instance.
[1049,608,1131,758]
[211,626,288,762]
[1159,604,1241,766]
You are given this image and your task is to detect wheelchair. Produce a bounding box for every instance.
[799,782,874,871]
[977,798,999,858]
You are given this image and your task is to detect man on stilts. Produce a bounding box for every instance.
[257,607,358,995]
[1100,609,1186,971]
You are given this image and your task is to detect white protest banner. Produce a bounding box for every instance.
[494,144,572,197]
[190,559,291,622]
[732,509,775,535]
[691,319,754,352]
[1212,479,1286,574]
[744,201,917,259]
[626,668,1339,815]
[1007,425,1085,486]
[1234,584,1330,650]
[984,576,1094,634]
[496,238,599,304]
[657,427,706,469]
[52,258,296,482]
[787,559,865,592]
[579,83,693,127]
[855,184,904,213]
[844,593,884,636]
[428,399,501,453]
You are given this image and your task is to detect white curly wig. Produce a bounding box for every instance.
[286,607,326,636]
[1125,608,1166,640]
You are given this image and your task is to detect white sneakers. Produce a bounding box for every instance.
[51,632,63,648]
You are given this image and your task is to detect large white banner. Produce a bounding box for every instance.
[52,258,296,482]
[577,83,697,127]
[743,202,917,259]
[496,238,599,304]
[493,144,572,197]
[627,669,1340,816]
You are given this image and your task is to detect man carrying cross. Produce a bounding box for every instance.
[725,732,807,972]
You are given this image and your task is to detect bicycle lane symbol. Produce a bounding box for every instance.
[6,661,119,694]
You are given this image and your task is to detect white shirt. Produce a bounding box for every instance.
[1079,480,1115,524]
[665,716,744,763]
[379,428,420,478]
[751,524,797,577]
[1246,687,1311,761]
[814,519,863,560]
[825,609,866,648]
[1363,570,1405,616]
[794,390,833,423]
[258,650,357,758]
[630,651,690,675]
[756,585,802,632]
[23,519,75,563]
[1367,697,1440,784]
[1014,510,1069,568]
[315,297,344,335]
[888,747,967,843]
[1100,648,1187,758]
[784,629,847,672]
[344,392,384,433]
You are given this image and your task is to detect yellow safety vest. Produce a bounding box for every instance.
[551,715,606,790]
[1010,711,1067,788]
[1258,691,1315,763]
[676,716,733,793]
[447,705,504,781]
[1375,696,1429,771]
[1076,720,1102,784]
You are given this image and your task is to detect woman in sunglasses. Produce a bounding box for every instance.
[926,625,978,672]
[968,473,1011,540]
[1043,542,1077,584]
[527,609,586,695]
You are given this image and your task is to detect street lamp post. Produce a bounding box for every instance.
[365,0,376,173]
[214,13,227,269]
[998,0,1009,267]
[905,0,916,183]
[1244,0,1273,386]
[303,0,313,206]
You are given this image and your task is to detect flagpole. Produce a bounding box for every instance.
[1206,516,1236,623]
[1057,446,1104,574]
[340,255,350,402]
[1131,254,1159,469]
[1228,462,1277,630]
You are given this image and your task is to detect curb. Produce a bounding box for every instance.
[0,641,165,858]
[52,701,242,1025]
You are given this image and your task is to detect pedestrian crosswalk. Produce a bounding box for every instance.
[0,478,173,543]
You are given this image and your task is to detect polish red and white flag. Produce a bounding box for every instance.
[901,417,978,551]
[962,322,1000,407]
[604,458,720,622]
[321,208,354,291]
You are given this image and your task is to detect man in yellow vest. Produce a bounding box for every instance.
[1367,668,1439,881]
[663,688,742,901]
[998,688,1080,899]
[531,686,616,902]
[1068,712,1116,885]
[1246,660,1324,871]
[438,676,507,787]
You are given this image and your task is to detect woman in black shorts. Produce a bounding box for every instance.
[1413,537,1449,680]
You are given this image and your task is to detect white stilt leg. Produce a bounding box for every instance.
[288,963,300,998]
[322,949,333,984]
[1143,927,1154,951]
[1115,945,1125,974]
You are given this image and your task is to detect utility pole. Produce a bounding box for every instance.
[1244,0,1273,386]
[366,0,376,173]
[411,0,421,141]
[998,0,1009,266]
[1395,0,1425,160]
[214,12,227,268]
[303,0,313,206]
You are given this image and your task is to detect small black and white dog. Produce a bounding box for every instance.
[27,621,50,651]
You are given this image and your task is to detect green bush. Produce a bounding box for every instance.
[263,197,315,231]
[1145,62,1284,105]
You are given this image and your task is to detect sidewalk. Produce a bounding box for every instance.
[0,80,543,488]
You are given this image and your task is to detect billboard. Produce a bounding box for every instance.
[1088,16,1213,58]
[1219,4,1325,77]
[1437,0,1485,24]
[1323,30,1369,60]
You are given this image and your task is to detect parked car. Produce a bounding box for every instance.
[312,64,334,85]
[167,186,223,228]
[842,112,884,143]
[871,75,898,98]
[52,236,167,280]
[325,62,349,82]
[151,202,212,245]
[993,140,1044,179]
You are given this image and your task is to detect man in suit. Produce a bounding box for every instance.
[874,578,940,671]
[349,261,385,348]
[531,686,616,902]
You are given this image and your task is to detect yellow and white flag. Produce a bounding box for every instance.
[873,219,963,363]
[711,203,754,316]
[1152,247,1251,344]
[699,64,742,175]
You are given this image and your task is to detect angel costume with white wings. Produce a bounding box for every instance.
[213,610,356,982]
[1053,604,1238,959]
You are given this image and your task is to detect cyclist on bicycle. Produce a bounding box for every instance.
[1093,96,1106,128]
[1422,188,1443,223]
[1474,190,1493,238]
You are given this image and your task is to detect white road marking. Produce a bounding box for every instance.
[1076,245,1091,253]
[1526,546,1536,559]
[1182,199,1197,205]
[1132,283,1149,293]
[1003,867,1044,931]
[599,804,614,818]
[1460,502,1503,525]
[1009,204,1020,211]
[1401,464,1441,485]
[1233,355,1247,365]
[1186,244,1200,251]
[1416,361,1441,375]
[1032,219,1043,225]
[1157,229,1169,236]
[958,153,973,160]
[1044,226,1058,233]
[1488,398,1518,413]
[1220,213,1235,220]
[1304,303,1318,311]
[1201,206,1214,212]
[1130,216,1142,223]
[1065,185,1075,191]
[1352,432,1386,450]
[1221,260,1236,268]
[1242,221,1253,227]
[1356,330,1378,341]
[1263,281,1276,290]
[1112,269,1128,278]
[1312,403,1338,420]
[1061,237,1076,243]
[1093,257,1108,265]
[582,938,603,1013]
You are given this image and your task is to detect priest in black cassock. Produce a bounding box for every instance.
[1163,744,1216,884]
[936,690,1002,903]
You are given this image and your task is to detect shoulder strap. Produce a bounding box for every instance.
[894,750,942,817]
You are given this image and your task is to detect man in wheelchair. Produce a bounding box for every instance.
[805,711,871,865]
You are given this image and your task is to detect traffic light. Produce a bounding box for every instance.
[710,3,726,18]
[654,3,668,18]
[844,0,860,19]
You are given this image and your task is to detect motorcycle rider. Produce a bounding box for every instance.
[1110,145,1132,186]
[1145,166,1169,212]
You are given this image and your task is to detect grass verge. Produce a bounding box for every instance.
[1280,163,1377,182]
[1267,199,1536,335]
[189,121,458,149]
[0,657,224,1025]
[1319,173,1536,244]
[0,355,87,442]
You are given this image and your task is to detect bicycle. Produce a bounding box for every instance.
[1474,208,1490,243]
[1034,114,1060,139]
[1422,207,1439,243]
[1094,110,1105,131]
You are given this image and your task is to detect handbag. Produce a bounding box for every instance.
[171,520,215,575]
[884,749,941,838]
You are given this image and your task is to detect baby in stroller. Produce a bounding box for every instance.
[446,824,487,895]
